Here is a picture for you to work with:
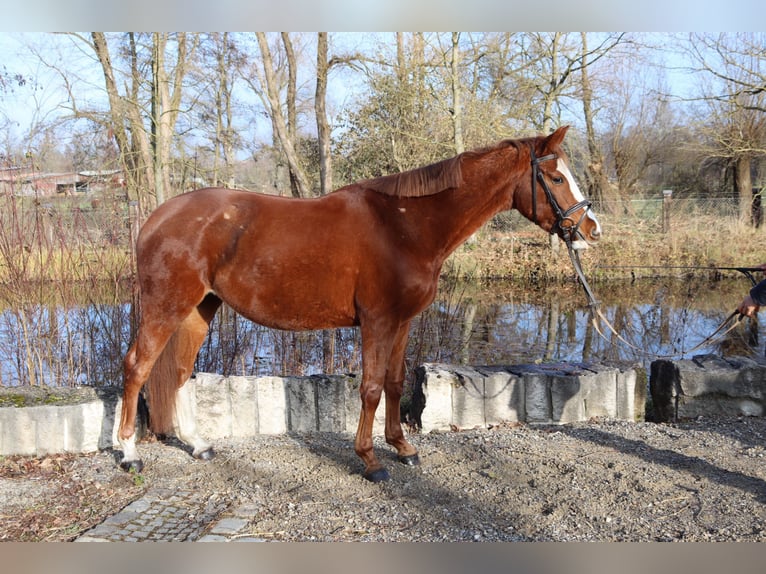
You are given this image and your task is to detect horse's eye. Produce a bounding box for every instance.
[552,176,564,185]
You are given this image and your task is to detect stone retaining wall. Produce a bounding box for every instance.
[0,361,648,457]
[411,362,646,430]
[649,354,766,421]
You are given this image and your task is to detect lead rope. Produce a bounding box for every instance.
[565,243,746,359]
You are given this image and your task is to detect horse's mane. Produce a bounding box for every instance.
[352,139,530,198]
[358,155,464,198]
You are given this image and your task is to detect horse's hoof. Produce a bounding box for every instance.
[120,459,144,474]
[398,453,420,466]
[194,447,215,461]
[364,467,390,483]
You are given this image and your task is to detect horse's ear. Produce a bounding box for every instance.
[545,125,569,149]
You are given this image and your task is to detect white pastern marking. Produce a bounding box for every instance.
[118,433,139,463]
[174,379,212,457]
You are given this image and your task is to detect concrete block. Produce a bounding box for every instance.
[450,366,486,429]
[578,369,617,420]
[227,376,258,437]
[551,376,585,423]
[650,355,766,421]
[616,367,646,421]
[482,368,524,424]
[255,376,288,434]
[314,375,348,433]
[524,373,552,423]
[286,376,317,432]
[417,364,456,432]
[193,374,232,439]
[36,407,66,454]
[66,401,104,453]
[0,362,648,457]
[5,408,38,455]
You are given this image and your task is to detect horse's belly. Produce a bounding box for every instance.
[220,282,358,331]
[244,301,357,331]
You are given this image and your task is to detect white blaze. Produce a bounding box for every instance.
[557,159,602,240]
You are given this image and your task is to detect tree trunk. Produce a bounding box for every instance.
[256,32,311,198]
[281,33,303,197]
[734,155,753,225]
[91,32,155,214]
[580,32,610,206]
[450,32,465,155]
[316,32,332,195]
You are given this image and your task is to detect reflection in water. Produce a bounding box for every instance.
[0,278,761,387]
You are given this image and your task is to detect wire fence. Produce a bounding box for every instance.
[0,191,749,256]
[493,194,745,236]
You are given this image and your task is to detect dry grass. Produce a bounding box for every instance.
[0,452,144,541]
[445,212,766,283]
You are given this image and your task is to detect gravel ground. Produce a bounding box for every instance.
[2,416,766,542]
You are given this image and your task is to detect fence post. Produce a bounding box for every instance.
[662,189,672,233]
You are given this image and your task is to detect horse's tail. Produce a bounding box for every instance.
[144,329,182,436]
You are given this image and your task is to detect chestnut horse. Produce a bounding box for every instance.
[117,126,601,482]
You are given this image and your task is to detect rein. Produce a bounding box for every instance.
[567,246,747,358]
[527,147,748,359]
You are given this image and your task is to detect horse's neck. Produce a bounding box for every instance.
[424,165,522,261]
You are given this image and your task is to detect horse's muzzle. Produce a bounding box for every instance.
[570,212,602,250]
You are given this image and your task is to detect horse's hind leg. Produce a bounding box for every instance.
[171,295,221,460]
[119,320,179,472]
[118,295,219,472]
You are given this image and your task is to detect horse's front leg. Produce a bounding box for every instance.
[354,323,397,482]
[355,377,387,482]
[383,322,419,466]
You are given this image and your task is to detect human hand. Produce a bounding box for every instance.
[738,294,760,318]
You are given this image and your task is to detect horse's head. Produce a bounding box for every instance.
[521,126,602,250]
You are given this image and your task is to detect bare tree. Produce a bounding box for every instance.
[683,33,766,224]
[580,32,612,205]
[524,32,626,133]
[90,33,154,211]
[62,33,195,212]
[150,32,195,205]
[193,32,243,188]
[251,32,311,198]
[449,32,465,154]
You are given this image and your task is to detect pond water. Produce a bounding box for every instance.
[0,276,762,387]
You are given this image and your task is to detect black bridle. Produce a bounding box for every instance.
[529,146,599,308]
[529,147,593,247]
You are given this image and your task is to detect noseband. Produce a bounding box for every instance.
[529,147,593,246]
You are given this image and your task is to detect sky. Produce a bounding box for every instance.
[3,0,766,33]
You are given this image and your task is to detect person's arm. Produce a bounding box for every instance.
[751,279,766,306]
[738,265,766,317]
